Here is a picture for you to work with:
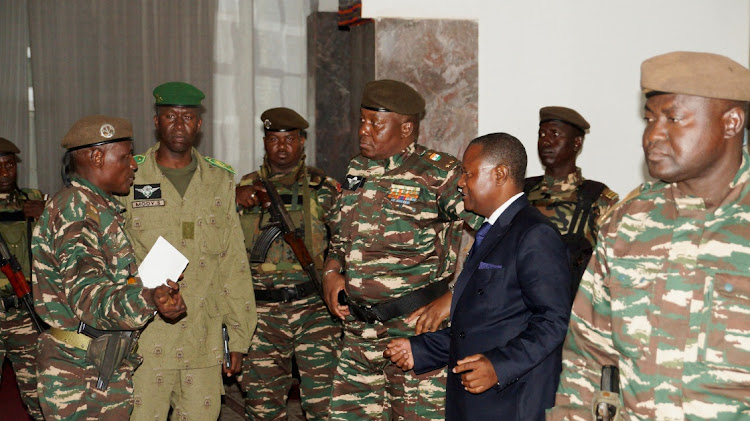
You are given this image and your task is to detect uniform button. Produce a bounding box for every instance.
[477,289,484,295]
[725,283,734,293]
[459,332,465,339]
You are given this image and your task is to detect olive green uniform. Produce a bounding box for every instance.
[237,159,342,420]
[0,188,43,420]
[122,143,257,420]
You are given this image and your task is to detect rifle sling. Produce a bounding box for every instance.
[346,278,450,324]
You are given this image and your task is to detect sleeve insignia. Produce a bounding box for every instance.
[204,157,236,175]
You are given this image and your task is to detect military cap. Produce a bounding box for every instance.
[539,106,590,132]
[641,51,750,101]
[361,79,425,116]
[261,107,309,132]
[61,115,133,151]
[0,138,21,156]
[153,81,205,107]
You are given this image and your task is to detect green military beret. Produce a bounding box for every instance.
[61,115,133,151]
[153,81,205,107]
[0,137,21,156]
[539,106,590,133]
[361,79,425,116]
[641,51,750,101]
[261,107,309,132]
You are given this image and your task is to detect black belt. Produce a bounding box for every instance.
[345,278,450,324]
[0,294,20,312]
[254,281,318,303]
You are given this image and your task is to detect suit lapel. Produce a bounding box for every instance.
[450,196,529,319]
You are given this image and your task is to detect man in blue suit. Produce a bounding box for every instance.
[385,132,571,420]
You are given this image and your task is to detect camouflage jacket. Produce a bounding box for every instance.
[328,142,480,304]
[526,168,618,249]
[0,188,44,296]
[121,143,256,369]
[238,158,340,292]
[31,177,155,333]
[548,150,750,420]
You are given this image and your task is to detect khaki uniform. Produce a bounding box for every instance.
[122,143,256,420]
[32,178,156,420]
[0,188,43,420]
[237,159,342,420]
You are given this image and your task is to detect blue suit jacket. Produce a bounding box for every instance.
[410,195,571,420]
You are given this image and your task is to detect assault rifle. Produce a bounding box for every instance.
[0,231,45,332]
[248,176,325,301]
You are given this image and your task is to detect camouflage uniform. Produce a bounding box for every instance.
[237,158,342,420]
[122,142,256,420]
[525,168,618,249]
[31,177,157,420]
[547,150,750,420]
[0,188,43,420]
[327,142,479,420]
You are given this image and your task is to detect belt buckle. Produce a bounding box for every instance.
[281,287,299,303]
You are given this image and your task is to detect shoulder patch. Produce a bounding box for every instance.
[134,155,146,165]
[420,147,459,171]
[603,189,619,201]
[204,157,236,175]
[85,202,100,226]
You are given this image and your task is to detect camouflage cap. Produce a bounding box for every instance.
[0,137,21,155]
[61,115,133,151]
[153,81,205,107]
[641,51,750,101]
[539,106,590,132]
[361,79,425,116]
[261,107,309,132]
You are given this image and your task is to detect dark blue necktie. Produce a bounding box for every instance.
[470,222,491,256]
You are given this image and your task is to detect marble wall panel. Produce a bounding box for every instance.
[375,18,478,160]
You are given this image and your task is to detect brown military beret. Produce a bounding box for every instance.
[641,51,750,101]
[0,138,21,156]
[261,107,309,132]
[62,115,133,151]
[539,106,590,132]
[361,79,425,116]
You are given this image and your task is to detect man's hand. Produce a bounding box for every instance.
[407,291,451,334]
[322,269,349,320]
[22,199,45,220]
[151,280,187,321]
[383,338,415,371]
[223,351,243,376]
[453,354,498,394]
[235,184,266,208]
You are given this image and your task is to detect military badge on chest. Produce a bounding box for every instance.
[133,184,165,208]
[387,184,420,206]
[344,174,366,191]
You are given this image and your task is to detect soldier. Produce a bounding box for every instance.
[235,107,342,420]
[32,115,186,420]
[124,82,256,420]
[0,137,45,420]
[547,51,750,420]
[525,106,618,293]
[322,79,480,420]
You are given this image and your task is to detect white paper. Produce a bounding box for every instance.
[138,236,189,288]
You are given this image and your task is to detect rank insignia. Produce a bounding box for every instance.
[344,174,366,191]
[388,184,420,205]
[134,184,162,200]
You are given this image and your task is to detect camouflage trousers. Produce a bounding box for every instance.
[238,297,341,420]
[0,307,42,420]
[329,316,447,421]
[36,331,140,420]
